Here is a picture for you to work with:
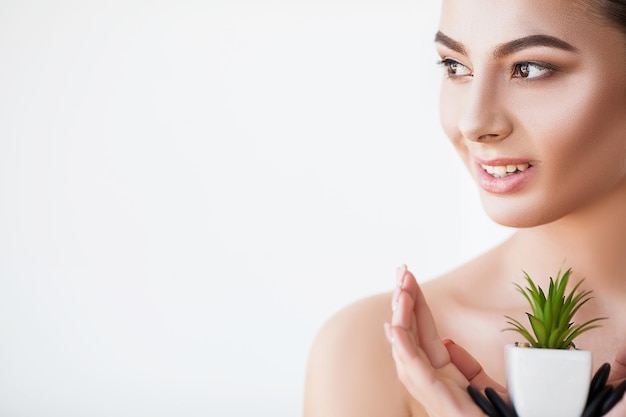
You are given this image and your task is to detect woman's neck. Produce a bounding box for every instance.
[505,180,626,290]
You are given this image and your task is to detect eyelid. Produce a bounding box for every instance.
[436,57,450,69]
[513,60,559,72]
[437,58,472,77]
[436,57,465,67]
[511,60,560,79]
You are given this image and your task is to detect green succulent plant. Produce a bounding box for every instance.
[504,267,607,349]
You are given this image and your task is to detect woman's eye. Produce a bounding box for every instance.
[438,59,472,77]
[512,62,552,79]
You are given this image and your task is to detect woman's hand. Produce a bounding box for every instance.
[385,265,505,416]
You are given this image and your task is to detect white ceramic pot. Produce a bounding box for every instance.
[505,344,592,417]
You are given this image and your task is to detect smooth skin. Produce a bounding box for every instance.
[304,0,626,416]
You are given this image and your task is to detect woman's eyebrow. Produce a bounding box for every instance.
[434,31,467,55]
[434,31,579,58]
[493,34,579,58]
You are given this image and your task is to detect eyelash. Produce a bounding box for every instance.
[437,59,471,79]
[437,58,558,81]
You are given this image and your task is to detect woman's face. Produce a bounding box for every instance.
[437,0,626,227]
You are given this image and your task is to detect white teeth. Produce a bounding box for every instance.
[481,163,531,178]
[494,166,507,177]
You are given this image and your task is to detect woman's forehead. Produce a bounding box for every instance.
[437,0,609,53]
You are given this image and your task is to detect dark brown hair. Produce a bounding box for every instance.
[594,0,626,36]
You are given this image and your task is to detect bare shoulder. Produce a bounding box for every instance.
[303,293,423,417]
[302,247,510,417]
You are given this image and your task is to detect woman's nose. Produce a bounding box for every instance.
[457,76,512,143]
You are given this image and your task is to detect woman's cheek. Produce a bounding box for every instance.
[439,89,459,138]
[439,90,469,162]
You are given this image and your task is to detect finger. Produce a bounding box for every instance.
[390,324,447,387]
[389,323,438,391]
[390,325,485,417]
[391,286,416,331]
[396,264,407,287]
[445,339,506,392]
[390,325,469,388]
[403,270,449,369]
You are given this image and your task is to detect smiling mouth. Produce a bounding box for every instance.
[481,163,532,178]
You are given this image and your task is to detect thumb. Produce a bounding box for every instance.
[444,339,506,393]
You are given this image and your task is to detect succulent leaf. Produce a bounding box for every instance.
[503,267,606,349]
[528,314,547,346]
[505,316,538,346]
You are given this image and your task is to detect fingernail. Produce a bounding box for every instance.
[442,338,455,347]
[384,322,394,344]
[392,287,401,311]
[396,264,407,288]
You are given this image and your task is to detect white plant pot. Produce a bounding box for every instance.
[505,344,592,417]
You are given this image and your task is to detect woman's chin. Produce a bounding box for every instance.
[479,195,558,229]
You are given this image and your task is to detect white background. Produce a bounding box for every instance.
[0,1,511,416]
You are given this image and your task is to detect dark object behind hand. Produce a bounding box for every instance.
[468,363,626,417]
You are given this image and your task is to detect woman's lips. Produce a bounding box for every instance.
[474,159,535,194]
